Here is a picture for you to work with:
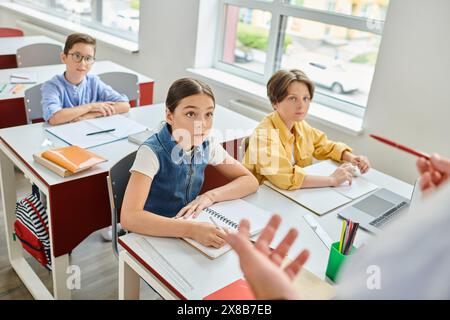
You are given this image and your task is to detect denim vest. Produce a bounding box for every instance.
[142,123,209,217]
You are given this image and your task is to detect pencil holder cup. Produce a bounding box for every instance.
[325,242,356,283]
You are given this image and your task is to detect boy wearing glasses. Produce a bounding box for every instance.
[41,33,130,125]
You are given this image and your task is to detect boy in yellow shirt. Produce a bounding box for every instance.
[243,69,370,190]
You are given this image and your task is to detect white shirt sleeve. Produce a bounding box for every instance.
[208,136,230,166]
[129,145,160,179]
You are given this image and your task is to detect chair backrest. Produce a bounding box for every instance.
[98,72,140,106]
[238,136,250,161]
[24,83,44,123]
[106,150,137,258]
[0,27,24,37]
[16,43,62,67]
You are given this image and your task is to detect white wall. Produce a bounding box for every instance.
[199,0,450,184]
[1,0,449,184]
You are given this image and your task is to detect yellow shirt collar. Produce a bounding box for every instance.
[270,111,303,145]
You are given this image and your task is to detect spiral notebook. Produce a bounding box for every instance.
[182,199,271,259]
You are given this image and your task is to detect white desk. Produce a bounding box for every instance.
[0,35,62,56]
[118,167,413,300]
[0,103,258,300]
[0,36,63,69]
[0,60,155,128]
[0,60,153,100]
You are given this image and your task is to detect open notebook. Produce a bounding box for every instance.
[265,160,378,215]
[183,199,271,259]
[46,115,148,149]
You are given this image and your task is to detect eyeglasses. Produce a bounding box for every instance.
[67,52,96,65]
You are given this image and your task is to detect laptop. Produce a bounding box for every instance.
[338,182,418,234]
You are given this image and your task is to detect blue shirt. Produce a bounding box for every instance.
[41,73,129,121]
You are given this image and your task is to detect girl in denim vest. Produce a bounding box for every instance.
[121,78,259,248]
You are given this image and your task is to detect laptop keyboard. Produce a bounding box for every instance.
[369,201,408,227]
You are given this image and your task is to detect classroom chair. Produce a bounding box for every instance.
[98,72,140,107]
[24,83,44,123]
[16,43,62,67]
[0,27,24,37]
[106,150,137,258]
[238,136,250,161]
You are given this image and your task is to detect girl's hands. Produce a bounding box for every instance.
[175,193,214,219]
[189,222,228,248]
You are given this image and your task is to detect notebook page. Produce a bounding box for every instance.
[85,114,148,139]
[264,181,351,215]
[183,199,271,258]
[303,160,378,199]
[46,115,148,149]
[189,199,271,236]
[46,121,100,148]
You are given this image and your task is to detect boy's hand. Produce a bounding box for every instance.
[351,155,370,174]
[90,102,116,117]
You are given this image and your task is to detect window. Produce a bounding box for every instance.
[216,0,390,116]
[13,0,140,42]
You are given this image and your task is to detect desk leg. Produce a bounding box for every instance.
[0,145,23,262]
[0,150,53,299]
[119,251,140,300]
[51,254,71,299]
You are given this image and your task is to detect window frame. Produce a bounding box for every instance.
[214,0,387,117]
[12,0,139,42]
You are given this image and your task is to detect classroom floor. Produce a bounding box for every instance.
[0,169,161,300]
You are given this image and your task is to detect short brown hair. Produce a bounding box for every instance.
[267,69,315,106]
[166,78,215,112]
[63,33,96,55]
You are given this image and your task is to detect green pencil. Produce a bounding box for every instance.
[0,83,7,94]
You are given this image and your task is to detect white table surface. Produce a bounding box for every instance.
[0,103,259,186]
[120,167,413,299]
[0,60,154,100]
[0,35,62,55]
[243,172,413,280]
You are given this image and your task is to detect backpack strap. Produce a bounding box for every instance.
[31,184,40,200]
[24,197,49,236]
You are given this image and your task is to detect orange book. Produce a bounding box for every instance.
[41,145,106,173]
[203,279,255,300]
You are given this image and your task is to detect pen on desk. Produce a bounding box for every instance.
[11,75,29,80]
[370,134,430,160]
[0,84,7,94]
[10,84,24,94]
[86,128,116,136]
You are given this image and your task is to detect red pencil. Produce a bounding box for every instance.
[370,134,430,160]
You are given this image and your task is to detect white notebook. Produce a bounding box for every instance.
[183,199,271,259]
[46,114,148,149]
[127,129,155,145]
[303,160,378,199]
[265,160,378,215]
